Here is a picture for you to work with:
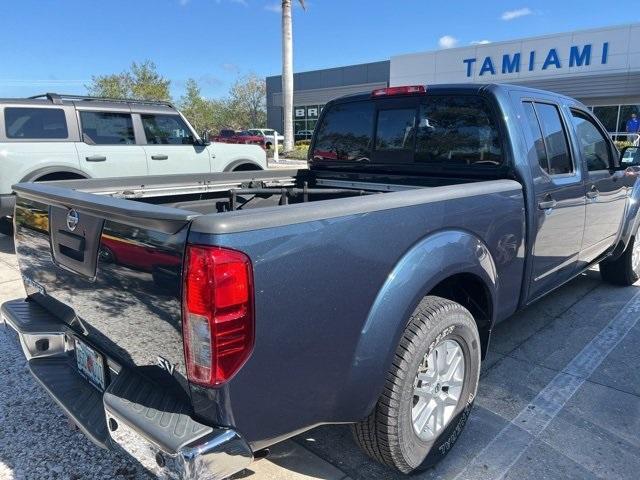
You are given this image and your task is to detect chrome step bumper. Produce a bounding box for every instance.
[2,298,253,480]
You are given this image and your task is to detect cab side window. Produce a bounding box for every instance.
[534,103,573,175]
[522,102,573,175]
[570,109,612,171]
[522,102,548,172]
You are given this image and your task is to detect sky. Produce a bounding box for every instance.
[0,0,635,100]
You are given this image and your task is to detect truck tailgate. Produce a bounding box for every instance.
[11,182,198,394]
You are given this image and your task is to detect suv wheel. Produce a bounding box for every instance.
[352,296,480,473]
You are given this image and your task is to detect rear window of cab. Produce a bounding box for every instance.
[312,95,503,167]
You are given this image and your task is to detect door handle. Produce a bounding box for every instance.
[538,197,557,210]
[586,186,599,199]
[151,154,169,161]
[85,155,106,162]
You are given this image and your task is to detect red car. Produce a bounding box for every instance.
[213,129,266,149]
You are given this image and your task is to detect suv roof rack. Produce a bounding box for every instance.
[27,93,175,109]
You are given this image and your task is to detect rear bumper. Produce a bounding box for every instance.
[0,193,15,217]
[1,298,253,479]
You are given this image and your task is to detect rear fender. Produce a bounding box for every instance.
[341,229,497,420]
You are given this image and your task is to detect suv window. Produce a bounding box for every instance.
[4,107,68,139]
[313,101,374,161]
[141,114,194,145]
[415,96,502,166]
[532,103,573,175]
[570,109,612,171]
[80,111,135,145]
[375,108,416,151]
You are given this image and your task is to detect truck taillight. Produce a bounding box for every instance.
[182,245,254,386]
[371,85,426,97]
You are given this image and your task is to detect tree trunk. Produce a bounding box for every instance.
[282,0,294,152]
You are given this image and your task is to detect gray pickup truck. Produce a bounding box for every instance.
[3,83,640,479]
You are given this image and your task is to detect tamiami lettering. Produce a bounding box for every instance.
[463,42,609,77]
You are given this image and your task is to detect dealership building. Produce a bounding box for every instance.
[266,23,640,139]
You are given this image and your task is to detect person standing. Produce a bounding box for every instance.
[626,113,640,143]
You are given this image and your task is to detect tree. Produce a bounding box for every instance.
[128,61,171,101]
[282,0,305,152]
[87,60,171,101]
[228,74,266,128]
[179,79,213,133]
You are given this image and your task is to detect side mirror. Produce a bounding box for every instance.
[199,130,211,146]
[620,146,640,167]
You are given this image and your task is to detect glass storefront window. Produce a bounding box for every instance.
[592,106,619,133]
[619,105,640,134]
[292,105,324,140]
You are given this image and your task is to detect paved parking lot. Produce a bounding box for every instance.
[1,231,639,479]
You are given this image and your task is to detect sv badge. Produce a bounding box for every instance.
[157,356,175,375]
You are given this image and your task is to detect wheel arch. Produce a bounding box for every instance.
[223,159,264,172]
[342,229,497,421]
[20,166,90,183]
[609,179,640,260]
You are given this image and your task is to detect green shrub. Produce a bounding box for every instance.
[295,139,311,147]
[286,145,309,160]
[615,140,634,150]
[266,144,308,160]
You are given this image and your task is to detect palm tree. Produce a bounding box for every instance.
[282,0,305,152]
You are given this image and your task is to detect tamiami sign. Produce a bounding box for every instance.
[390,24,640,87]
[462,43,608,78]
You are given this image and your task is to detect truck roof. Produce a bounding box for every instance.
[330,83,576,104]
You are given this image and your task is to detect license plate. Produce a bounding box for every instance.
[75,338,105,391]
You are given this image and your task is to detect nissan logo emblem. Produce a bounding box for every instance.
[66,209,79,231]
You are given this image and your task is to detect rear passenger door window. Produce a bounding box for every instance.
[522,102,548,172]
[80,112,135,145]
[4,107,68,139]
[528,102,573,175]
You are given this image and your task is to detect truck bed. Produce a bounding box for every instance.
[10,168,525,451]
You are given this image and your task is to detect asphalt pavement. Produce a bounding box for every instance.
[0,231,638,479]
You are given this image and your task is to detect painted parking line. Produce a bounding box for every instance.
[455,289,640,480]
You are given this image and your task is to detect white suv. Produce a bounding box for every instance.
[0,93,267,220]
[246,129,284,149]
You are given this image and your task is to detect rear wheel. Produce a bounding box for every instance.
[352,296,480,473]
[600,234,640,285]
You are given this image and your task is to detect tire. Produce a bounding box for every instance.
[600,234,640,286]
[352,296,481,473]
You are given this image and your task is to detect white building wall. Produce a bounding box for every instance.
[390,24,640,99]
